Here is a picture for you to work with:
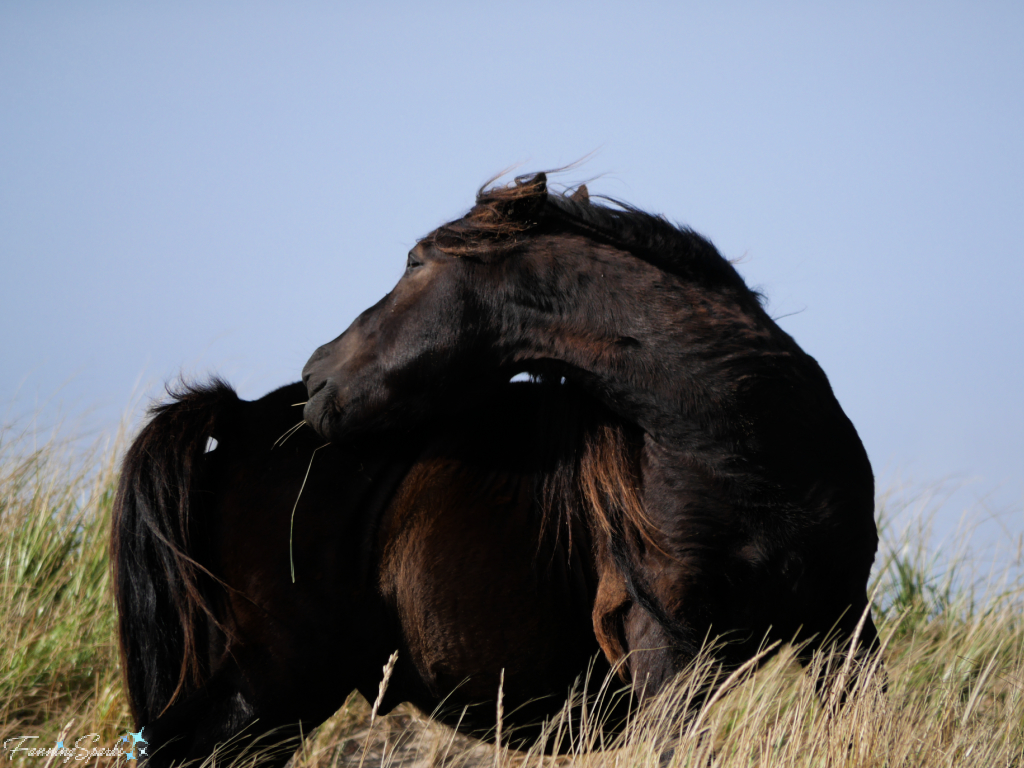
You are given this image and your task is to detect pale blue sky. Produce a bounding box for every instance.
[2,3,1022,550]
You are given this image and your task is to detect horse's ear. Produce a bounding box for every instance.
[515,171,547,191]
[570,184,589,204]
[507,172,548,223]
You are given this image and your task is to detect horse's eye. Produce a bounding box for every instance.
[405,253,423,271]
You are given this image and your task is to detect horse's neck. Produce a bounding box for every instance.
[503,246,846,510]
[342,451,422,592]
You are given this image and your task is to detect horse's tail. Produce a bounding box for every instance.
[111,379,239,727]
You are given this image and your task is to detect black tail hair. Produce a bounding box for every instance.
[111,379,239,727]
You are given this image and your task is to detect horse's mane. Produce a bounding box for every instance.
[423,172,760,304]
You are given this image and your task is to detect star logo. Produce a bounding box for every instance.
[122,728,148,761]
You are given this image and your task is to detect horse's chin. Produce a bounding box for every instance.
[304,381,389,444]
[302,381,344,442]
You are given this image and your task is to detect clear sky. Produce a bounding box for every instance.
[2,3,1022,553]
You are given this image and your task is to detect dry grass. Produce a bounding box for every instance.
[1,421,1021,767]
[283,604,1022,768]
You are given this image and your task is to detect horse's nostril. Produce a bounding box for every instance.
[302,378,339,441]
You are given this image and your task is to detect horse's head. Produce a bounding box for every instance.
[302,250,473,440]
[303,174,553,441]
[303,171,762,443]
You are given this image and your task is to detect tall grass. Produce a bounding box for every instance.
[1,421,1021,766]
[0,424,128,748]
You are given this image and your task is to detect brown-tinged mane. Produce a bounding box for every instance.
[530,391,692,654]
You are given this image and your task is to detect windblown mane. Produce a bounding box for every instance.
[423,172,760,303]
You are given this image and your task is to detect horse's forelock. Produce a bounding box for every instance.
[423,175,546,256]
[421,170,661,262]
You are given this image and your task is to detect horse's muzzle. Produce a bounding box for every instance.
[302,345,344,440]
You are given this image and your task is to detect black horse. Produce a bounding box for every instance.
[112,378,637,768]
[302,173,881,698]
